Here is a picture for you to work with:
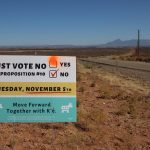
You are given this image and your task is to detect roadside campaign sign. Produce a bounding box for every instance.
[0,56,76,122]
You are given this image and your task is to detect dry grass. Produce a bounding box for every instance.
[9,138,17,150]
[0,59,149,150]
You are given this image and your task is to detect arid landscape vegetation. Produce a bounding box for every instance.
[0,48,150,150]
[0,0,150,149]
[0,47,129,57]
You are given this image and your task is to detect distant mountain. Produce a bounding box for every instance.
[0,39,150,49]
[99,39,150,47]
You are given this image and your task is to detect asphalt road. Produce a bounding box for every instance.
[80,57,150,72]
[80,57,150,85]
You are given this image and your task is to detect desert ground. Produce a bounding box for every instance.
[0,48,150,150]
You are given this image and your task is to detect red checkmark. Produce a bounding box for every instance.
[50,69,59,77]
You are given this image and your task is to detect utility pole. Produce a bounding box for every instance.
[136,29,140,56]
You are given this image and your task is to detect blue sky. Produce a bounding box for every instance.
[0,0,150,46]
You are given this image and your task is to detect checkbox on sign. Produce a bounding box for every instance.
[49,62,57,68]
[49,70,59,78]
[49,57,58,68]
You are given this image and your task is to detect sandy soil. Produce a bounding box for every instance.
[0,59,150,150]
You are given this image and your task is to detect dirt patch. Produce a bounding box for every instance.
[0,60,149,150]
